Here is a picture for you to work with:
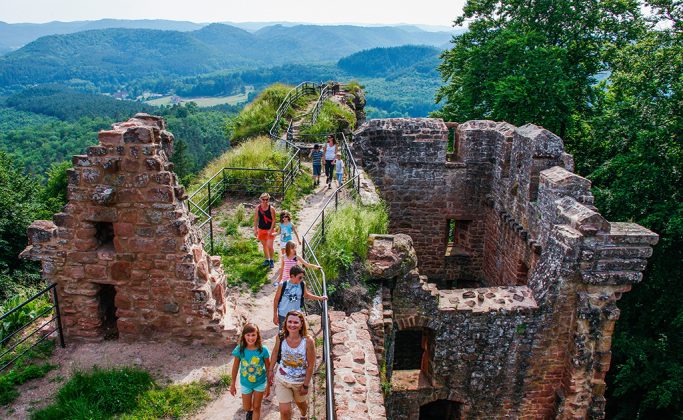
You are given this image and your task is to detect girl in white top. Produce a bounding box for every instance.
[322,135,337,187]
[269,311,316,420]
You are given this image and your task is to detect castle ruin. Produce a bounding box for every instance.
[348,118,658,419]
[21,114,241,345]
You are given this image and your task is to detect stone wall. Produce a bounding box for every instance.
[21,114,242,346]
[330,310,387,420]
[357,118,658,418]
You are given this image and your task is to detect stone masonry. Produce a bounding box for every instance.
[21,114,242,346]
[330,310,387,420]
[355,119,658,418]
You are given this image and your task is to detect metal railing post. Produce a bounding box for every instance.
[207,183,214,254]
[51,285,65,348]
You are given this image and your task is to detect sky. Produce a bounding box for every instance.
[0,0,467,27]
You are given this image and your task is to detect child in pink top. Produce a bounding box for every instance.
[276,241,320,287]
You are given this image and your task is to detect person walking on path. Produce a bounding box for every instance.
[273,265,327,330]
[230,323,271,420]
[322,135,337,188]
[334,152,344,187]
[309,144,323,187]
[275,241,321,288]
[275,211,300,257]
[254,192,277,269]
[268,311,316,420]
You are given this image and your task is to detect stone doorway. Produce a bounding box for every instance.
[419,399,462,420]
[96,284,119,340]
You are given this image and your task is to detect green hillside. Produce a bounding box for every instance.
[338,45,440,76]
[0,24,454,91]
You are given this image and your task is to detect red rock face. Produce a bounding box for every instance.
[21,114,242,346]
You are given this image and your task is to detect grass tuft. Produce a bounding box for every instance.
[300,101,356,139]
[30,366,211,420]
[0,340,57,406]
[316,201,388,281]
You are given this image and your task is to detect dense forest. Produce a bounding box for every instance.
[0,24,453,91]
[435,0,682,417]
[0,87,237,178]
[337,45,440,77]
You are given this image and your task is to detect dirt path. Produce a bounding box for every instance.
[192,175,335,420]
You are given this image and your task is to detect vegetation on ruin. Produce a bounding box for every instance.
[299,101,357,139]
[437,0,682,416]
[228,83,316,143]
[188,136,289,192]
[30,366,212,419]
[316,202,389,281]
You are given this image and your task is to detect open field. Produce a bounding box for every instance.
[146,92,249,107]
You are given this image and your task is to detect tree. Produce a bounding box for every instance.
[587,5,682,417]
[41,160,71,215]
[0,152,44,301]
[434,0,642,137]
[170,139,194,187]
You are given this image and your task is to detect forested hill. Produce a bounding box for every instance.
[338,45,440,76]
[0,19,204,54]
[0,24,454,89]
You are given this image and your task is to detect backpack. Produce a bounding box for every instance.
[276,280,306,310]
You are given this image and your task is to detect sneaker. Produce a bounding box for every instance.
[246,411,253,420]
[273,281,280,288]
[269,260,275,269]
[262,259,269,267]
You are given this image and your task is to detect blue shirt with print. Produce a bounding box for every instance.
[231,345,270,387]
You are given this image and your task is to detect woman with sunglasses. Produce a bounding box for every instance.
[268,310,315,420]
[254,192,277,268]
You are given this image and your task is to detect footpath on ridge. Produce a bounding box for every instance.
[193,94,352,420]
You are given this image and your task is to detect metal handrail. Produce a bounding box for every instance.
[0,283,65,372]
[301,240,335,420]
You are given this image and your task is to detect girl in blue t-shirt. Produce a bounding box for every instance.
[275,210,300,255]
[230,323,271,420]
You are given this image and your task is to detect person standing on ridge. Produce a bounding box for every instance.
[309,144,323,187]
[322,135,337,188]
[254,192,277,269]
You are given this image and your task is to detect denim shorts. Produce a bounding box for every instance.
[241,381,267,395]
[313,164,322,176]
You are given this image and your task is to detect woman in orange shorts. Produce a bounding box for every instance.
[253,192,277,268]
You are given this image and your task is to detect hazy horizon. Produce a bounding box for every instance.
[1,0,466,27]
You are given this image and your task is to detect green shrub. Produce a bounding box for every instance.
[229,84,316,143]
[0,292,53,344]
[120,382,211,420]
[188,137,290,213]
[300,101,356,139]
[316,202,388,280]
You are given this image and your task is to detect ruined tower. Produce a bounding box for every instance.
[354,119,658,418]
[21,114,241,345]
